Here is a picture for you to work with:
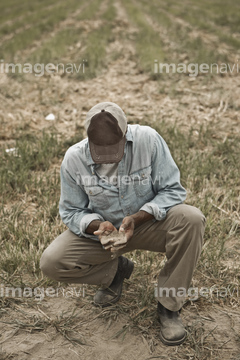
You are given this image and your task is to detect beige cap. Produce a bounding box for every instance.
[85,102,128,164]
[85,102,127,134]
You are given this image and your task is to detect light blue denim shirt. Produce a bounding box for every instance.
[59,124,186,240]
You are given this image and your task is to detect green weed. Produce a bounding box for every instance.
[73,1,118,79]
[122,0,164,76]
[0,0,85,60]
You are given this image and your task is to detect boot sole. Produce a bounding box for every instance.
[159,329,187,346]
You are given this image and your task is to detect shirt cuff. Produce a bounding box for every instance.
[80,213,105,240]
[140,203,166,221]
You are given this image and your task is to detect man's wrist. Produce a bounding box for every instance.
[130,210,154,228]
[85,220,103,234]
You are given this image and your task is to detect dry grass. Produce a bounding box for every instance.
[0,0,240,358]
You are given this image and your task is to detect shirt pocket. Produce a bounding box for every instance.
[84,185,109,209]
[130,165,153,197]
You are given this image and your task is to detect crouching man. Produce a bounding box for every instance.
[40,102,205,346]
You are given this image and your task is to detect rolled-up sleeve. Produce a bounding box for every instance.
[140,132,186,220]
[79,213,105,239]
[59,163,104,240]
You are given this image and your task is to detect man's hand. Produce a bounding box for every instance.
[119,216,135,241]
[94,221,128,253]
[94,221,117,241]
[119,211,154,242]
[92,211,154,252]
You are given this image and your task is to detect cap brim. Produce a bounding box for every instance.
[89,136,125,164]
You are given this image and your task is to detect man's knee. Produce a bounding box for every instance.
[173,204,206,230]
[40,230,80,281]
[40,247,61,281]
[183,205,205,230]
[168,204,206,252]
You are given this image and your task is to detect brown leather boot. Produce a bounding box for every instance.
[94,256,134,307]
[157,302,187,346]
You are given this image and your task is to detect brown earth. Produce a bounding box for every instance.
[0,1,240,359]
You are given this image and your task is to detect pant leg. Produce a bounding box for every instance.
[40,229,118,288]
[40,204,205,310]
[120,204,206,311]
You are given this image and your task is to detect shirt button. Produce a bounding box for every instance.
[121,195,123,199]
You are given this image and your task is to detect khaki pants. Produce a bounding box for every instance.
[40,204,205,311]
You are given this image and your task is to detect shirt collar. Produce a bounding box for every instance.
[86,125,133,166]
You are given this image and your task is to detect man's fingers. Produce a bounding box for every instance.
[94,229,114,236]
[96,223,132,250]
[120,216,134,232]
[111,244,127,252]
[103,243,113,250]
[94,229,103,235]
[119,223,128,232]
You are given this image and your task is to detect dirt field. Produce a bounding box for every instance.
[0,0,240,359]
